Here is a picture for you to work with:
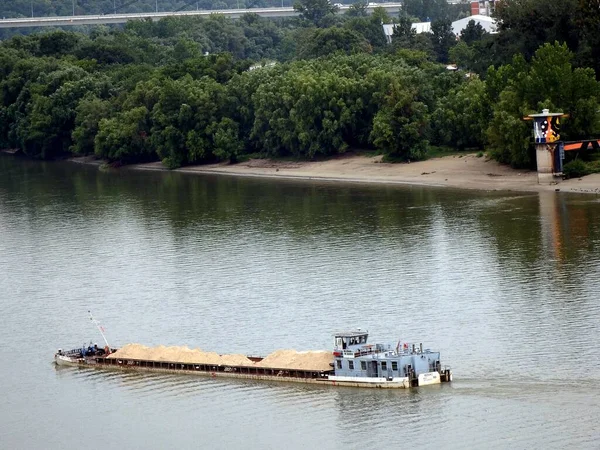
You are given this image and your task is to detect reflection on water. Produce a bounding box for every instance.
[2,154,600,449]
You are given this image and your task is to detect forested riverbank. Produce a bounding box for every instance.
[1,0,599,175]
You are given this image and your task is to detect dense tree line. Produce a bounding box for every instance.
[0,21,453,166]
[1,0,600,172]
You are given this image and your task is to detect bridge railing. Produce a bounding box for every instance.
[0,3,402,28]
[2,0,400,19]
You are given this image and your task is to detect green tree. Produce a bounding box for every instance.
[297,27,371,58]
[14,67,107,159]
[238,13,284,60]
[293,0,339,26]
[448,40,474,69]
[493,0,580,62]
[37,30,82,57]
[202,15,248,59]
[430,19,456,63]
[212,117,244,162]
[95,106,153,162]
[431,78,489,149]
[577,0,600,74]
[370,6,392,25]
[76,34,142,65]
[150,76,227,168]
[251,55,395,158]
[486,96,531,167]
[71,96,114,155]
[459,20,486,45]
[161,52,245,83]
[173,38,202,61]
[345,1,368,17]
[370,82,430,161]
[224,65,281,157]
[344,16,388,50]
[391,16,415,42]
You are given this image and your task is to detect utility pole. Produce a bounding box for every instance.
[155,0,158,12]
[31,1,34,17]
[114,0,116,14]
[72,0,75,16]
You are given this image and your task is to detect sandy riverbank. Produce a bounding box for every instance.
[114,153,600,195]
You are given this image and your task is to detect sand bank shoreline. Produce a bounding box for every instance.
[126,153,600,195]
[7,150,600,194]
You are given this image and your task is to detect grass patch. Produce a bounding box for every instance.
[381,154,410,163]
[235,152,264,163]
[563,159,600,179]
[235,152,306,163]
[359,149,382,158]
[427,146,476,159]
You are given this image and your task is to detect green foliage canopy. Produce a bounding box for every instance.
[293,0,338,27]
[1,5,600,173]
[486,42,600,167]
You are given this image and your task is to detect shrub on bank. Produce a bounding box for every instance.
[563,159,590,179]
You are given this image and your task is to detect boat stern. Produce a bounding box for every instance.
[54,348,85,366]
[54,354,79,366]
[417,371,441,386]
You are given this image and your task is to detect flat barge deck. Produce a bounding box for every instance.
[81,356,381,387]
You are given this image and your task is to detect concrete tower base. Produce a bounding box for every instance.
[535,144,561,184]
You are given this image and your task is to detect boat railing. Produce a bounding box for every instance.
[334,343,437,358]
[354,348,378,357]
[335,345,386,358]
[62,348,83,357]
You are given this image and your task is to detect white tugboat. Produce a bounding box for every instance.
[328,330,452,388]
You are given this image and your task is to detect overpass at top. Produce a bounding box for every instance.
[0,4,403,29]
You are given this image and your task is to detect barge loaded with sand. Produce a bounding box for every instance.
[55,330,452,388]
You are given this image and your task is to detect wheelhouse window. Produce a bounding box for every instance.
[348,361,354,370]
[381,361,387,370]
[361,361,367,370]
[392,361,398,371]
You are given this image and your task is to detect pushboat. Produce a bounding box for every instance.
[55,329,452,389]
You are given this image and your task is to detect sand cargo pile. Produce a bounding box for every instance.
[254,349,333,371]
[107,344,254,367]
[107,344,333,372]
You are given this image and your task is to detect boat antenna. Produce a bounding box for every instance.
[89,311,110,348]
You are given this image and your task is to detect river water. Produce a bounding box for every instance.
[1,154,600,449]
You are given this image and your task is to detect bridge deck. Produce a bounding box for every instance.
[0,4,402,28]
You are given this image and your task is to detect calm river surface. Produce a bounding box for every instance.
[1,154,600,449]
